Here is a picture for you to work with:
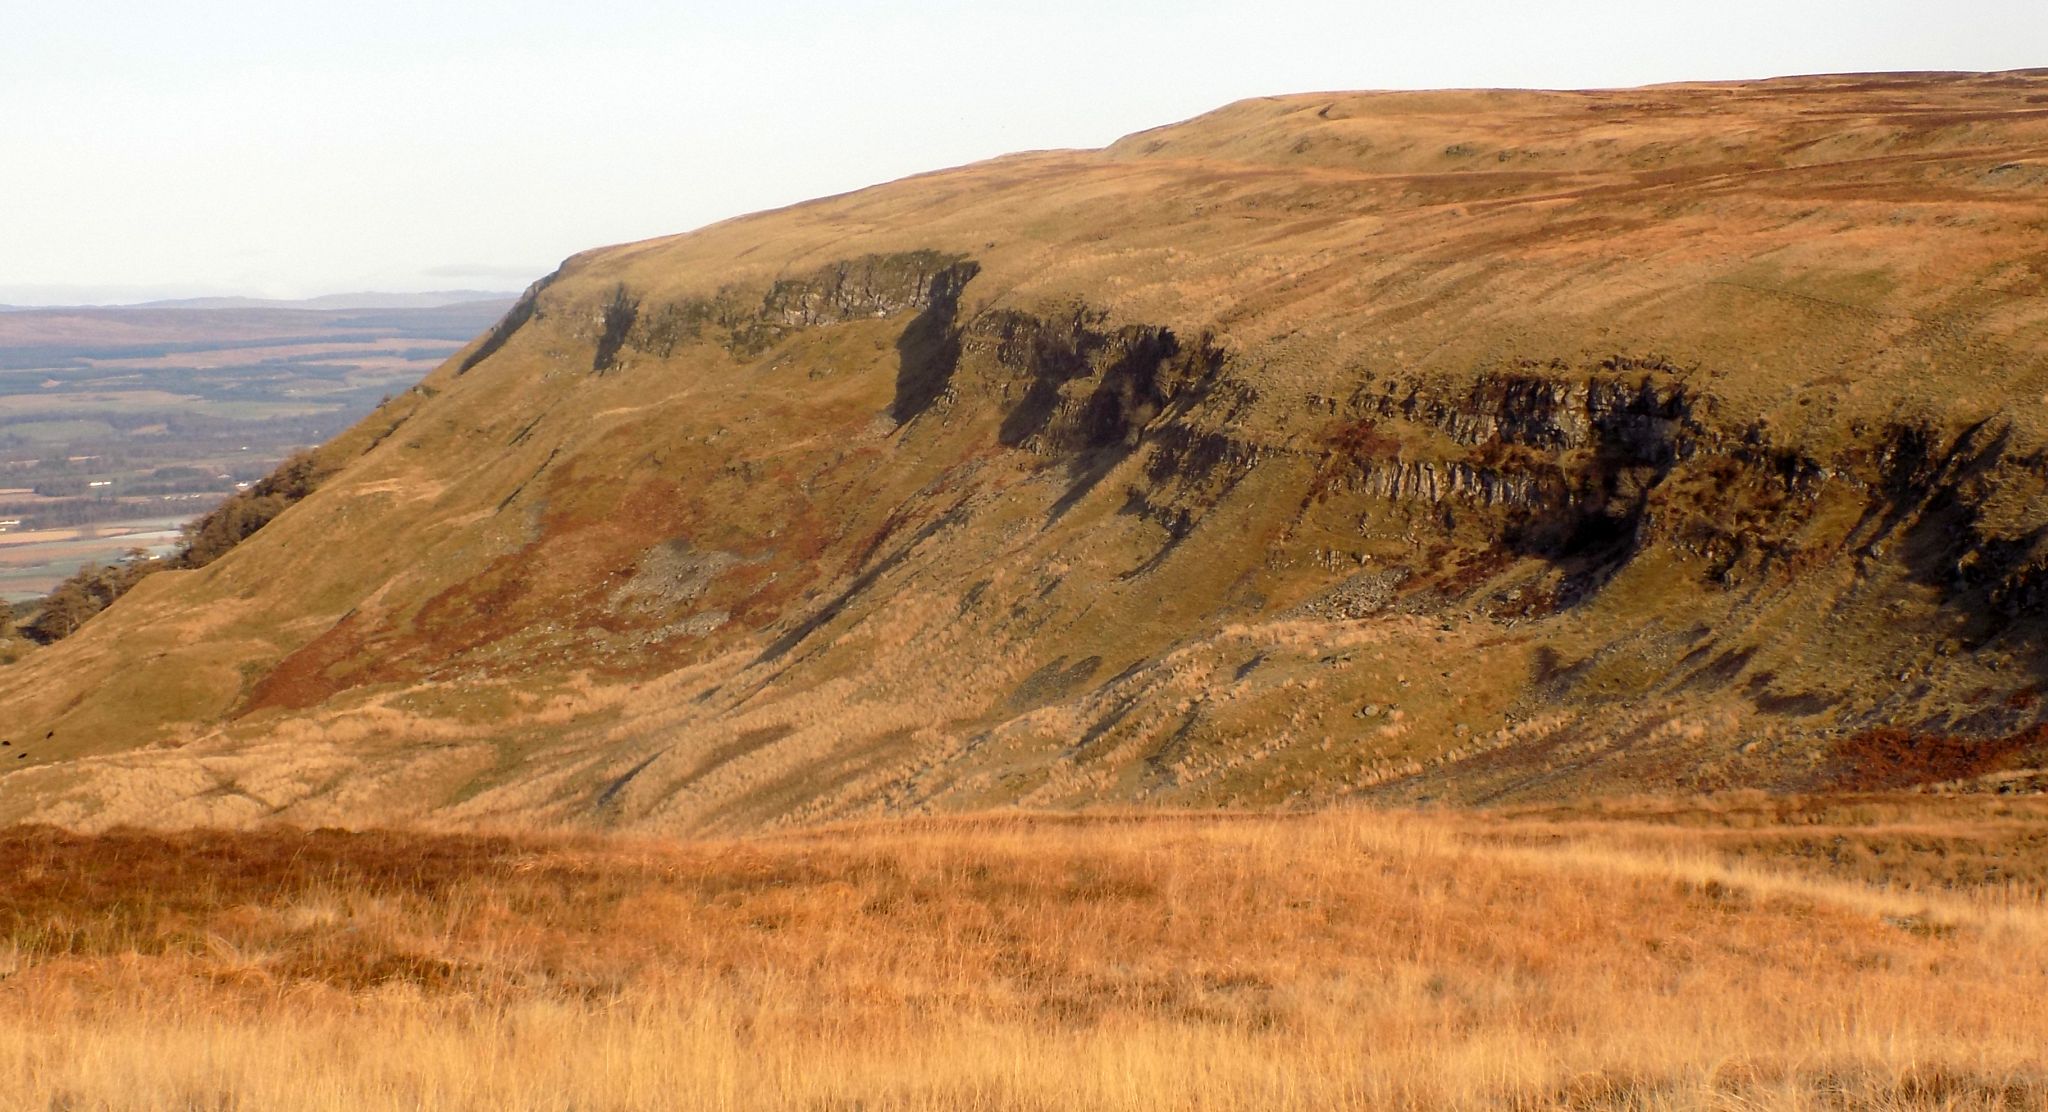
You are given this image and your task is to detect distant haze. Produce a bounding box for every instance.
[0,291,519,312]
[4,0,2045,303]
[128,291,520,312]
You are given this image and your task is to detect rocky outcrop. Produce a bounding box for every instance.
[620,251,981,362]
[551,253,2048,681]
[968,309,1228,457]
[1371,367,1699,459]
[591,286,639,372]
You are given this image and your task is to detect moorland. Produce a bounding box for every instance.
[5,796,2046,1110]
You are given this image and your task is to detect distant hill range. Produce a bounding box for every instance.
[0,299,518,356]
[0,290,520,313]
[129,291,522,311]
[4,71,2048,831]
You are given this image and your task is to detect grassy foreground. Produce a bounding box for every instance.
[3,797,2047,1110]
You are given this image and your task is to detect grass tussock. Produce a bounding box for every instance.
[3,797,2047,1110]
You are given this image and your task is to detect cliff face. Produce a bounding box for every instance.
[6,71,2048,830]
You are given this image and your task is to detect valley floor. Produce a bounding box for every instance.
[3,796,2046,1110]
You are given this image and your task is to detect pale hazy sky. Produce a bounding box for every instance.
[4,1,2043,304]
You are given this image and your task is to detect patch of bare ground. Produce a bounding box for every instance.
[2,797,2044,1109]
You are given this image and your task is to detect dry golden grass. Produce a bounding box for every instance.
[3,796,2046,1110]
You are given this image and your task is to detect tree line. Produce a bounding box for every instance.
[6,450,331,647]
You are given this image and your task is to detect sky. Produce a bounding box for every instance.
[3,1,2044,304]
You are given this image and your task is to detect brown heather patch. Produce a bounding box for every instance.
[1826,724,2048,791]
[2,798,2046,1109]
[237,610,377,715]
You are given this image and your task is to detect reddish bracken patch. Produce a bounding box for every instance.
[1826,723,2048,791]
[0,826,539,956]
[237,609,375,715]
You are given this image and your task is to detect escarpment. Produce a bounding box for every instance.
[5,71,2048,830]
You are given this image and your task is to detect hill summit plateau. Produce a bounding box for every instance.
[6,71,2048,830]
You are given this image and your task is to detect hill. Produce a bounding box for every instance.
[2,71,2046,830]
[128,291,520,311]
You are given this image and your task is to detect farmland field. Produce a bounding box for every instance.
[0,299,510,599]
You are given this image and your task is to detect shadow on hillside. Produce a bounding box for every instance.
[890,262,979,424]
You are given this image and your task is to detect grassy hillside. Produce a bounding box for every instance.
[2,72,2046,828]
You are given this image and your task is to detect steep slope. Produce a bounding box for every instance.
[5,71,2048,830]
